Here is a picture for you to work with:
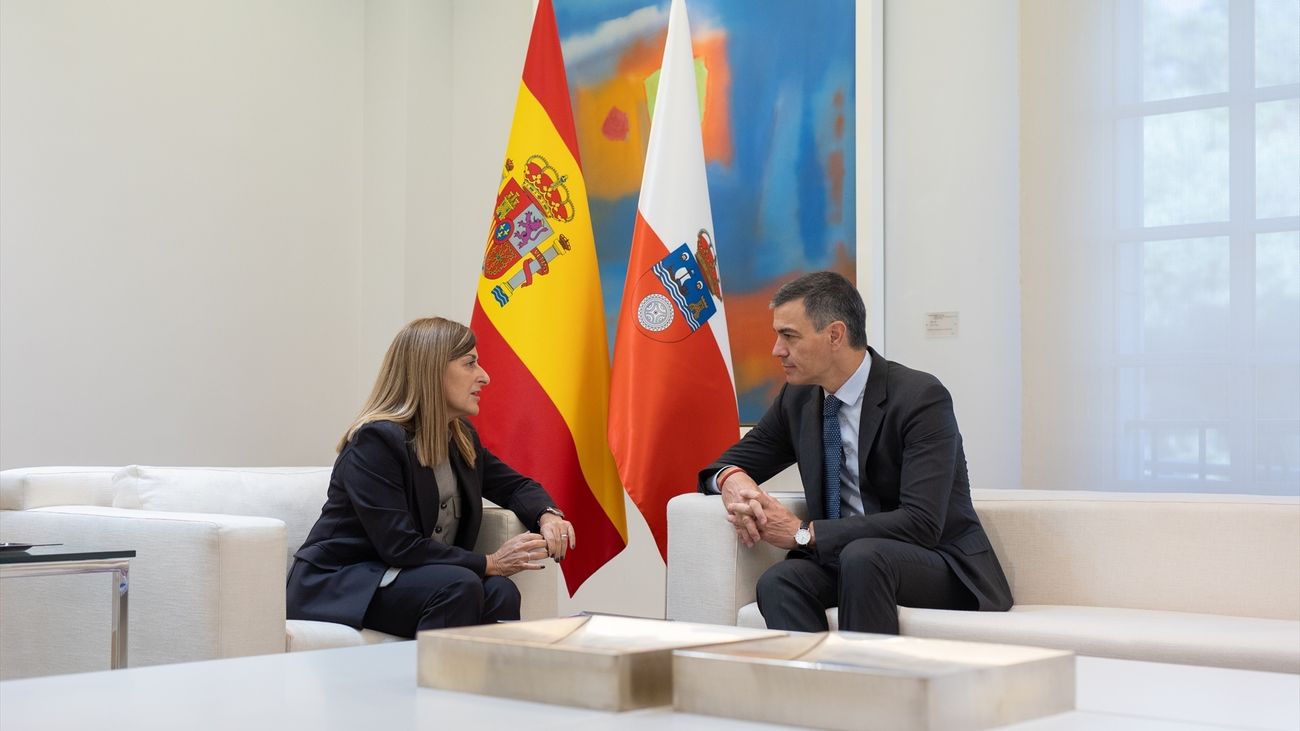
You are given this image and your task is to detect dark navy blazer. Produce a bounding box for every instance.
[700,347,1014,612]
[287,420,555,628]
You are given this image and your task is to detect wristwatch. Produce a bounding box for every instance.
[794,521,812,548]
[541,506,566,520]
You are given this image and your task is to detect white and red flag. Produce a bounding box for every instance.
[608,0,739,560]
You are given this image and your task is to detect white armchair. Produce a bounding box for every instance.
[0,465,558,679]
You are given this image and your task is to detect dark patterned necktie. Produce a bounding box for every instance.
[823,395,843,519]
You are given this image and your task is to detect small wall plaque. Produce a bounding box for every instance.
[926,311,959,338]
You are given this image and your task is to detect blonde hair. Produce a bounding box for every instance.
[339,317,477,467]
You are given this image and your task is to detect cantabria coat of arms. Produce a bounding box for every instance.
[483,154,575,307]
[630,229,722,343]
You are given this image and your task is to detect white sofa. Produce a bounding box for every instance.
[667,489,1300,674]
[0,465,557,679]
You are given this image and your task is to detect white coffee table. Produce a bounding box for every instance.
[0,641,1295,730]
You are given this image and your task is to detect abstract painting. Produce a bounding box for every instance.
[555,0,856,422]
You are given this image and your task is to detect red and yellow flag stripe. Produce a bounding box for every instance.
[470,0,626,594]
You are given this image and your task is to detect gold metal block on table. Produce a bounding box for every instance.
[673,632,1075,731]
[417,615,785,711]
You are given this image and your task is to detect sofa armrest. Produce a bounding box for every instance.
[474,504,557,621]
[666,493,802,625]
[0,506,286,677]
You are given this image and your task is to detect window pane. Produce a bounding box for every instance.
[1257,231,1300,351]
[1136,426,1205,479]
[1256,366,1300,421]
[1144,108,1229,226]
[1205,427,1231,480]
[1142,237,1231,351]
[1120,365,1234,482]
[1256,0,1300,87]
[1256,99,1300,219]
[1133,365,1234,420]
[1255,422,1300,486]
[1142,0,1229,101]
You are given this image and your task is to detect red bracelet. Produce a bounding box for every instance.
[717,466,746,490]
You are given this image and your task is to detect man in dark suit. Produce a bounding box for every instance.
[700,272,1012,633]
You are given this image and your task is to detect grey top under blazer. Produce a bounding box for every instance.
[287,419,556,628]
[699,347,1014,612]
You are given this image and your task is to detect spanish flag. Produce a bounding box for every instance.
[609,0,739,560]
[470,0,626,594]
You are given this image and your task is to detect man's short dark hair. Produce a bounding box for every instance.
[771,271,868,350]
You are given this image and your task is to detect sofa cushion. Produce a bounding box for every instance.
[0,467,118,510]
[284,620,405,652]
[736,602,768,630]
[736,601,1300,674]
[112,466,331,570]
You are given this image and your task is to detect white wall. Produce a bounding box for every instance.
[0,0,500,469]
[1019,0,1116,490]
[882,0,1022,490]
[0,0,367,469]
[359,0,464,383]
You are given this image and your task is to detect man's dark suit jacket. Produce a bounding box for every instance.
[700,347,1013,612]
[287,420,556,628]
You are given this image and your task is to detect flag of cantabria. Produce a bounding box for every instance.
[609,0,740,560]
[470,0,626,594]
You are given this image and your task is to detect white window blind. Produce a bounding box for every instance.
[1022,0,1298,495]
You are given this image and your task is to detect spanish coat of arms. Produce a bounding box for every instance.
[482,154,575,307]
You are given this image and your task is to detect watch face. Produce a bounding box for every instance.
[794,528,810,546]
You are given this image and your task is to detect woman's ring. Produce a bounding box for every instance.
[561,533,569,538]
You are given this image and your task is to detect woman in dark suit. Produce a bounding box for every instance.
[286,317,575,637]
